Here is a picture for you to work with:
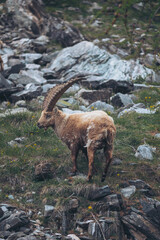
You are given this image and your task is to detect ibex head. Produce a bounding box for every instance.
[37,75,85,130]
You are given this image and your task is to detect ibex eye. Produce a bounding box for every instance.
[46,114,51,119]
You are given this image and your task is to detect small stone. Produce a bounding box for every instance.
[44,205,54,217]
[112,158,122,165]
[87,101,114,113]
[15,100,26,107]
[34,162,52,181]
[67,199,79,211]
[144,54,155,67]
[8,195,14,200]
[121,185,136,198]
[154,133,160,139]
[135,144,155,160]
[67,234,80,240]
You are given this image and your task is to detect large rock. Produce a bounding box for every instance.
[87,185,111,201]
[122,211,160,240]
[0,211,29,231]
[10,83,42,102]
[76,88,112,104]
[99,79,134,93]
[88,216,122,240]
[49,41,155,83]
[21,70,47,84]
[94,194,123,212]
[0,86,24,102]
[8,74,38,86]
[111,93,133,107]
[0,73,11,88]
[20,53,42,64]
[5,0,48,36]
[48,17,85,47]
[5,0,84,46]
[4,63,25,78]
[140,198,160,226]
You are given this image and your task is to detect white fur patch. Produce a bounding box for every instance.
[85,138,92,148]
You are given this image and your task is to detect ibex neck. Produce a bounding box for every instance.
[54,109,68,138]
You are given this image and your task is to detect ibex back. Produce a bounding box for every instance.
[37,75,116,181]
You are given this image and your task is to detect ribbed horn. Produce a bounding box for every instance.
[43,75,86,111]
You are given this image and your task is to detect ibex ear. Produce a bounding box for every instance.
[53,107,58,113]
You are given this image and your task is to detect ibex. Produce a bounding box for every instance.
[37,75,116,181]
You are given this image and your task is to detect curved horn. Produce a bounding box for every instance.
[43,75,86,111]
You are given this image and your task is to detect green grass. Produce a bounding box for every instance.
[0,87,160,228]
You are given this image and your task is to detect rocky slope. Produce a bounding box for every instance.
[0,0,160,240]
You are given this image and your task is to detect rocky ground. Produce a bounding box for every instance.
[0,0,160,240]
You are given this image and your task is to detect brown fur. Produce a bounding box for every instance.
[38,107,116,181]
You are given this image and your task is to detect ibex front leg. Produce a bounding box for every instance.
[71,147,79,175]
[101,145,113,182]
[87,147,95,181]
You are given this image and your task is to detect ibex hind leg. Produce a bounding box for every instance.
[82,147,98,174]
[87,147,95,181]
[101,145,113,182]
[70,147,79,176]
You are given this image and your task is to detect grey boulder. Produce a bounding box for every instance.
[135,144,156,160]
[10,83,42,102]
[49,41,154,82]
[111,93,133,107]
[87,101,114,113]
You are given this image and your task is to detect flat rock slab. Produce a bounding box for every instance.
[76,88,112,105]
[118,103,157,117]
[88,185,111,201]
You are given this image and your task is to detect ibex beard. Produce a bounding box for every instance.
[37,76,116,181]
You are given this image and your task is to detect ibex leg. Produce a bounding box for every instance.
[101,145,113,182]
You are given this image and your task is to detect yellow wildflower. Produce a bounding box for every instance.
[88,205,92,210]
[117,173,120,177]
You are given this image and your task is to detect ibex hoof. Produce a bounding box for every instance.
[87,175,92,181]
[101,175,105,182]
[69,171,77,176]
